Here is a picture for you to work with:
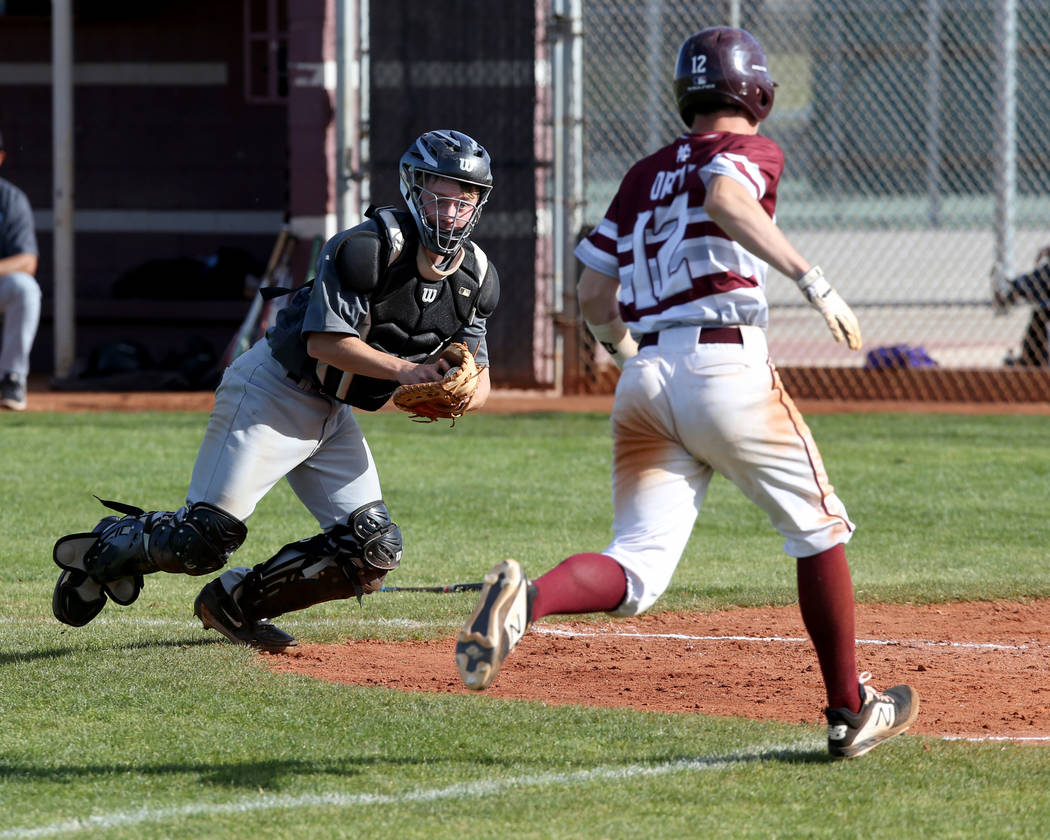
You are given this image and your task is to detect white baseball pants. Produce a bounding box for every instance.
[604,325,855,616]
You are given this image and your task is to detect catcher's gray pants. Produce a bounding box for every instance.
[0,271,41,380]
[187,339,382,530]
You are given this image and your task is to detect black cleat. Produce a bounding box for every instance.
[0,373,27,411]
[193,578,298,652]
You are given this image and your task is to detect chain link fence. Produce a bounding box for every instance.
[556,0,1050,397]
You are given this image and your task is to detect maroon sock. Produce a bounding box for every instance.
[530,553,628,619]
[796,544,861,713]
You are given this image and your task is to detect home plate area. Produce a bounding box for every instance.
[267,599,1050,743]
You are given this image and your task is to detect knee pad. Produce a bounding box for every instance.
[329,501,403,574]
[148,502,248,575]
[86,500,246,580]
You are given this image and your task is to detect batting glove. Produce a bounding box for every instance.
[795,266,863,351]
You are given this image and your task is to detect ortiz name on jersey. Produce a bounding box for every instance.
[575,131,783,336]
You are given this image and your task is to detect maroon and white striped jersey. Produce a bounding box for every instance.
[574,131,784,335]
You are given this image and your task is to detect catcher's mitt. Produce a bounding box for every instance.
[391,342,483,423]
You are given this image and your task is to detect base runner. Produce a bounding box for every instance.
[455,27,917,760]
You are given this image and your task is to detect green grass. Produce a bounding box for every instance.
[2,409,1050,838]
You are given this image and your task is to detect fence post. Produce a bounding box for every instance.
[551,0,585,393]
[993,0,1017,294]
[924,0,943,228]
[52,0,75,378]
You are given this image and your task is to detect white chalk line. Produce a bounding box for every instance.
[532,626,1032,651]
[942,736,1050,742]
[0,740,807,839]
[1,616,443,630]
[8,615,1036,651]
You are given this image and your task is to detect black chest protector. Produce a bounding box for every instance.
[268,206,497,410]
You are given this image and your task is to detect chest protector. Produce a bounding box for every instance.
[297,207,495,410]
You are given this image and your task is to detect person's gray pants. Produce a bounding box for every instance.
[0,271,41,380]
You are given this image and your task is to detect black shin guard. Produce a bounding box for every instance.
[52,499,247,627]
[241,536,361,619]
[85,500,247,580]
[52,515,131,626]
[239,501,403,621]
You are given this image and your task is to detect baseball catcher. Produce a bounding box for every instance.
[52,129,500,650]
[391,341,483,422]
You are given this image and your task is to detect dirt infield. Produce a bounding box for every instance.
[21,386,1050,742]
[17,384,1050,415]
[269,599,1050,742]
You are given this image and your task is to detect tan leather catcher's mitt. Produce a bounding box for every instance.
[391,342,483,423]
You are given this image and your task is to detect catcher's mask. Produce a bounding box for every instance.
[673,26,777,126]
[399,129,493,258]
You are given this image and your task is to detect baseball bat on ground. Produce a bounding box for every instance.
[379,582,483,593]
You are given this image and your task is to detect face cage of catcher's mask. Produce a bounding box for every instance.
[413,182,484,255]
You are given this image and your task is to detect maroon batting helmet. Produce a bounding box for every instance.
[673,27,777,126]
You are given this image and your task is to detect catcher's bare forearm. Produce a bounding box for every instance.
[306,332,443,384]
[467,367,491,409]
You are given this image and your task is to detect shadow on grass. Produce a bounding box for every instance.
[0,634,215,665]
[0,754,428,789]
[0,744,829,793]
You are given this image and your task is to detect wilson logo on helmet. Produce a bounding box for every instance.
[398,129,494,258]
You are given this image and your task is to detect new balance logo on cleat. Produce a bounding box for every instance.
[455,558,531,691]
[825,672,919,759]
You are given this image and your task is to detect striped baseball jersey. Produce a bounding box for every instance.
[574,131,784,335]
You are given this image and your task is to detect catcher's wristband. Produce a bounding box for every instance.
[586,318,638,369]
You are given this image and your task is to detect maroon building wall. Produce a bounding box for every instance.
[1,0,542,387]
[1,1,288,376]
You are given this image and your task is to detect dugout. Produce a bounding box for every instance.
[1,0,545,390]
